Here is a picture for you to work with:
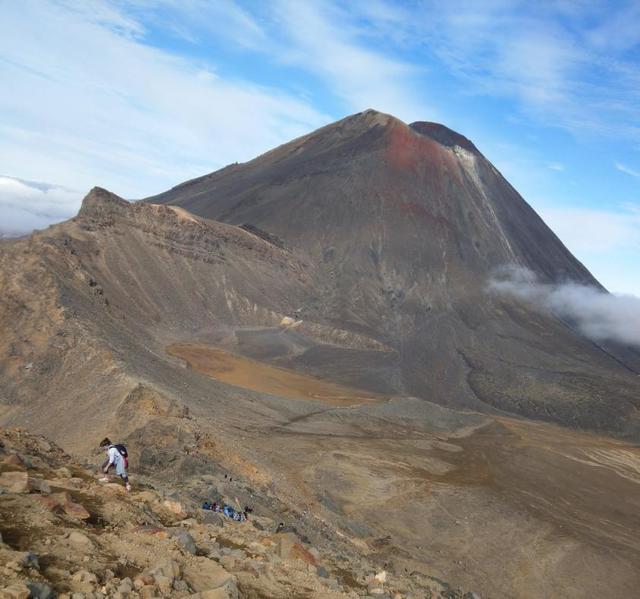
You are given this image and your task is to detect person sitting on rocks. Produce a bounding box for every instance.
[98,437,131,492]
[202,501,222,512]
[223,504,250,521]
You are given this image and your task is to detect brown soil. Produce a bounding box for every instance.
[166,341,640,597]
[168,343,383,407]
[263,413,640,598]
[0,428,454,599]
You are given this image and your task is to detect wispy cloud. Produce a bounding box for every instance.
[0,0,437,201]
[120,0,432,122]
[547,162,565,172]
[356,1,640,141]
[615,162,640,178]
[0,0,330,197]
[272,0,429,121]
[489,265,640,347]
[0,176,82,236]
[124,0,269,49]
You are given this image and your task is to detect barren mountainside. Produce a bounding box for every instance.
[3,110,640,598]
[149,109,640,433]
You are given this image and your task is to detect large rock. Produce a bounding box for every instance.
[29,478,51,494]
[70,569,98,593]
[35,495,62,513]
[155,575,173,596]
[1,453,28,470]
[55,466,72,478]
[275,533,317,565]
[201,512,224,527]
[138,585,158,599]
[38,492,90,520]
[182,557,235,594]
[0,470,51,494]
[146,558,180,582]
[25,581,54,599]
[117,383,189,421]
[135,490,159,503]
[168,528,197,555]
[162,499,188,519]
[0,471,30,493]
[67,531,94,550]
[103,482,127,495]
[0,583,30,599]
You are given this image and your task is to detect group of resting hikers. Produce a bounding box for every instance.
[97,437,252,521]
[202,501,253,521]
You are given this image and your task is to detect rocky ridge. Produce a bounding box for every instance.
[0,427,476,599]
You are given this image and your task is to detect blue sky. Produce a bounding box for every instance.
[1,0,639,295]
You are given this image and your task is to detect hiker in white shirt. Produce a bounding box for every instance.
[99,437,131,492]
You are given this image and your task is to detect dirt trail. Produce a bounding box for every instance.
[168,343,383,406]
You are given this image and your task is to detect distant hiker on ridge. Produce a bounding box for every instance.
[99,437,131,492]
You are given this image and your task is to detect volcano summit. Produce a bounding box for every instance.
[149,109,640,433]
[2,110,640,598]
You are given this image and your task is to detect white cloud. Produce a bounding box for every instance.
[490,266,640,347]
[119,0,433,122]
[407,4,581,112]
[123,0,269,49]
[358,1,640,140]
[0,0,330,198]
[615,162,640,178]
[0,0,433,233]
[0,176,82,236]
[0,0,435,210]
[547,161,565,171]
[269,0,431,122]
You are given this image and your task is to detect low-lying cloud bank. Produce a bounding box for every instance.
[0,176,82,237]
[489,266,640,348]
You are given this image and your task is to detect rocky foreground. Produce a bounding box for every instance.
[0,428,477,599]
